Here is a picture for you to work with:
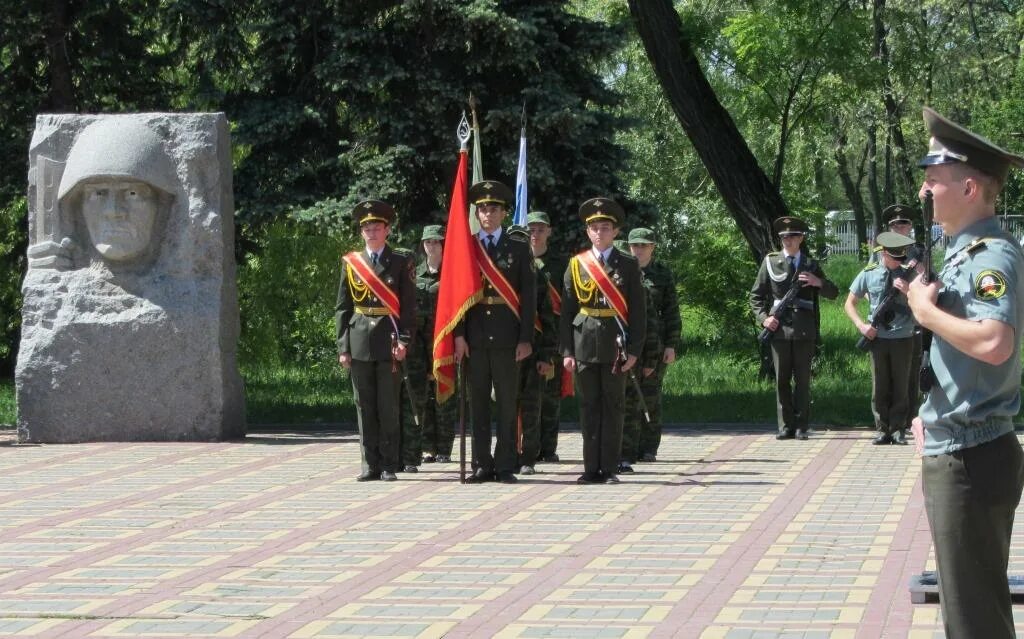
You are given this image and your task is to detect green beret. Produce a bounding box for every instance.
[421,225,444,241]
[919,107,1024,182]
[527,211,551,226]
[352,200,395,226]
[468,180,514,207]
[579,197,625,227]
[628,228,656,244]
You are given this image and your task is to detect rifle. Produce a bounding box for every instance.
[758,263,805,345]
[615,333,651,424]
[391,331,420,427]
[918,190,937,393]
[855,257,920,351]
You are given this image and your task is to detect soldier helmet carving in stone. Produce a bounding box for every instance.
[58,119,177,263]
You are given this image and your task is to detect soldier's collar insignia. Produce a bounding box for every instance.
[975,269,1007,300]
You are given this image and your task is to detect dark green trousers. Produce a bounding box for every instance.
[923,432,1024,639]
[577,361,626,476]
[422,379,458,458]
[770,338,815,433]
[398,349,427,466]
[868,336,914,435]
[539,360,563,459]
[350,359,401,473]
[467,348,519,475]
[518,356,543,468]
[622,361,665,462]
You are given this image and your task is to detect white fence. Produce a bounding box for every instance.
[825,214,1024,255]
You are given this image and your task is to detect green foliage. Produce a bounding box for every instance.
[238,220,350,367]
[0,377,13,427]
[0,197,26,373]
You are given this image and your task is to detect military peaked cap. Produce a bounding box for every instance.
[579,197,625,226]
[875,231,915,257]
[773,216,809,235]
[468,180,514,207]
[918,107,1024,182]
[883,204,915,225]
[353,200,395,226]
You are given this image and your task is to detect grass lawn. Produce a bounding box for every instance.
[3,255,1022,429]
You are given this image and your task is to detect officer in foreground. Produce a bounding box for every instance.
[907,106,1024,638]
[844,231,918,445]
[336,201,417,481]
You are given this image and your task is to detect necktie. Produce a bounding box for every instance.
[598,252,605,266]
[786,255,795,272]
[371,252,378,266]
[486,235,496,256]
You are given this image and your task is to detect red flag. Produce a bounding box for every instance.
[432,149,482,403]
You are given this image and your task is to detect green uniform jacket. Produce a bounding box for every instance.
[642,259,682,352]
[413,261,441,364]
[560,248,647,363]
[533,257,559,363]
[749,252,838,341]
[335,245,417,361]
[455,232,537,349]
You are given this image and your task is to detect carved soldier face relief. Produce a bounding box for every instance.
[79,180,159,262]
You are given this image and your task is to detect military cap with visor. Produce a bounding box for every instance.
[875,231,915,258]
[420,224,444,241]
[468,180,514,207]
[526,211,551,226]
[773,216,809,236]
[918,106,1024,182]
[628,228,656,244]
[352,200,395,226]
[579,197,625,227]
[507,224,530,240]
[883,204,915,226]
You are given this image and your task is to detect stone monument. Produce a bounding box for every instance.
[16,113,246,442]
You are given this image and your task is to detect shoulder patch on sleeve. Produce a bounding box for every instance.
[975,269,1007,300]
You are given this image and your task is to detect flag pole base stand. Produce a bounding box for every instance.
[910,571,1024,604]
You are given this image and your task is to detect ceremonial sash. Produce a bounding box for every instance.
[473,239,521,319]
[547,281,562,315]
[342,251,401,317]
[576,250,629,325]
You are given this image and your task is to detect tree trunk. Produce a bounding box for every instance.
[43,0,75,111]
[628,0,786,262]
[833,121,868,260]
[867,123,883,233]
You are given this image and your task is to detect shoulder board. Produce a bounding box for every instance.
[618,251,639,262]
[966,238,988,255]
[872,245,883,253]
[767,251,780,257]
[392,247,414,257]
[862,262,879,272]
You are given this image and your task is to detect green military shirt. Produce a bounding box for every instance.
[920,217,1024,455]
[413,260,441,363]
[641,260,682,353]
[848,263,917,339]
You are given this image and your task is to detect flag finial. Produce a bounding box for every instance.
[457,112,471,150]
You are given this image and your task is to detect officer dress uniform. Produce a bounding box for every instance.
[457,181,537,484]
[561,198,646,484]
[848,232,918,444]
[914,107,1024,639]
[336,201,417,481]
[750,217,838,439]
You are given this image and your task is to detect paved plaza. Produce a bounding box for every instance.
[1,426,1023,638]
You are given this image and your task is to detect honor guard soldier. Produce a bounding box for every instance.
[527,211,569,463]
[883,203,926,413]
[750,216,838,440]
[907,107,1024,638]
[506,224,557,475]
[844,231,918,445]
[336,200,417,481]
[454,180,537,484]
[621,227,681,468]
[414,225,458,465]
[561,198,646,484]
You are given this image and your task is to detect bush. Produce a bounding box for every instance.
[0,196,27,375]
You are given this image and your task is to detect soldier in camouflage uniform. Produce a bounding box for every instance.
[624,228,682,465]
[509,224,558,475]
[414,225,458,464]
[527,212,567,463]
[616,237,664,473]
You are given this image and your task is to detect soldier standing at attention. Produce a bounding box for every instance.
[844,231,918,445]
[527,211,567,463]
[407,225,457,466]
[750,217,838,440]
[336,201,417,481]
[561,198,646,484]
[907,107,1024,638]
[507,224,557,476]
[883,204,926,421]
[621,227,681,470]
[454,181,537,484]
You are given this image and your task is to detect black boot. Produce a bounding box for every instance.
[872,432,893,445]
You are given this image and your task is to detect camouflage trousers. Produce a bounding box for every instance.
[539,359,564,459]
[421,377,459,459]
[621,360,665,462]
[517,356,544,468]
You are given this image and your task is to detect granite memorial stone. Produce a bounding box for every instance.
[16,113,246,442]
